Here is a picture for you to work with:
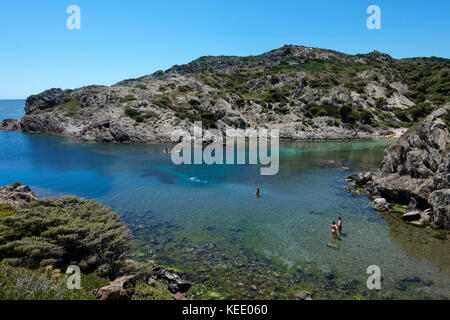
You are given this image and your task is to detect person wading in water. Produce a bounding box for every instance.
[331,221,338,239]
[338,217,343,236]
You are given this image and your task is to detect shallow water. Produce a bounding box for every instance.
[0,100,449,299]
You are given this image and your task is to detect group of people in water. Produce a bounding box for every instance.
[331,217,343,239]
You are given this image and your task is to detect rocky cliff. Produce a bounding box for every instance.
[2,45,449,143]
[347,106,450,229]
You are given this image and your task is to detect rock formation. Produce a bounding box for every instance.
[2,45,448,143]
[91,275,136,300]
[0,183,36,209]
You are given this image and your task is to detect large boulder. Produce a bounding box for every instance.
[372,198,389,211]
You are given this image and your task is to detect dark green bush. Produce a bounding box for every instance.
[339,105,356,123]
[119,95,137,103]
[153,96,172,108]
[0,196,132,278]
[135,84,147,90]
[375,97,388,109]
[409,102,434,121]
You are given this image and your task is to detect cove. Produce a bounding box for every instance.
[0,100,449,299]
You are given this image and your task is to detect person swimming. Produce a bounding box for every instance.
[255,188,260,197]
[338,217,342,235]
[331,221,338,239]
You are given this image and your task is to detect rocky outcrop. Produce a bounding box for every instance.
[150,266,192,294]
[0,183,36,209]
[347,106,450,229]
[0,119,21,131]
[116,260,192,300]
[24,88,67,114]
[294,291,313,300]
[91,275,136,300]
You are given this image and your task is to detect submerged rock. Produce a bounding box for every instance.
[401,210,422,221]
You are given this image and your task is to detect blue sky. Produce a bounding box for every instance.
[0,0,449,99]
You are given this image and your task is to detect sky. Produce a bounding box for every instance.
[0,0,449,99]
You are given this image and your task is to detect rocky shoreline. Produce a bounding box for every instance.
[346,106,450,229]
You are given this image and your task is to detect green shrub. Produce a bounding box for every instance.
[417,141,428,149]
[0,196,132,278]
[153,96,172,108]
[444,111,450,128]
[135,84,147,90]
[188,99,201,108]
[263,89,288,104]
[59,99,80,117]
[124,107,158,123]
[178,85,193,93]
[119,95,137,103]
[274,105,289,115]
[270,76,280,84]
[236,98,245,108]
[11,182,22,189]
[375,97,388,109]
[133,282,172,300]
[0,263,94,300]
[124,106,140,118]
[359,110,374,124]
[409,102,434,121]
[393,108,410,122]
[339,105,356,123]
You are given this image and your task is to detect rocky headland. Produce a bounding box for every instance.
[1,45,448,143]
[347,106,450,229]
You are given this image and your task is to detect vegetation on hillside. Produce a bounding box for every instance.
[23,45,450,134]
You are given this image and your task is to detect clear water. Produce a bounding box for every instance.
[0,100,449,299]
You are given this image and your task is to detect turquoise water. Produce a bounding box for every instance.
[0,100,449,299]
